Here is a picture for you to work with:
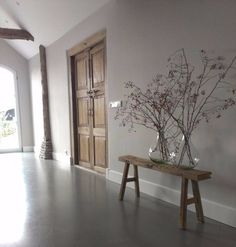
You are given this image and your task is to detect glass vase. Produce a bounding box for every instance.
[148,132,170,164]
[175,135,200,169]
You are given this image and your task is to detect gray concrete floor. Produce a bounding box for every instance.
[0,153,235,247]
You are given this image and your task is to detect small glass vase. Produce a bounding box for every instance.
[148,132,170,164]
[175,135,200,169]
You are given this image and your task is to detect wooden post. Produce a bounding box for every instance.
[39,45,53,159]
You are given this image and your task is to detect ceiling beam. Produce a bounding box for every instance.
[0,28,34,41]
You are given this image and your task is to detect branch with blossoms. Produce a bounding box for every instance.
[115,49,236,167]
[115,80,181,160]
[165,49,236,166]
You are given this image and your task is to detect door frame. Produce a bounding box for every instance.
[0,64,22,153]
[67,30,108,171]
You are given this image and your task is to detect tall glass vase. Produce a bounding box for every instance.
[176,135,200,169]
[148,132,170,164]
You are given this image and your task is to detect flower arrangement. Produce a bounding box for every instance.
[115,49,236,168]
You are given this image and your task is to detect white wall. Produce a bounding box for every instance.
[0,39,34,150]
[29,55,43,153]
[29,0,236,227]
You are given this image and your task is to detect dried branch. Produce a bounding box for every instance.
[115,49,236,167]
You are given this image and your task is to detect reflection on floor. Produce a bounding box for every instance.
[0,153,235,247]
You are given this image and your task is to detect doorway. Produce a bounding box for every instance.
[0,66,22,152]
[68,31,107,173]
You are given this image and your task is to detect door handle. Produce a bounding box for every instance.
[87,90,94,99]
[91,89,100,98]
[87,89,100,98]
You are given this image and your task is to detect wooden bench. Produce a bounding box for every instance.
[118,155,212,230]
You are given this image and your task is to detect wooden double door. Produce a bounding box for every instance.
[75,41,107,171]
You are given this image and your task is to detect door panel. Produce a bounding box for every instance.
[94,136,106,167]
[76,51,91,167]
[90,42,106,170]
[77,56,88,89]
[75,41,107,171]
[90,43,105,89]
[78,99,89,126]
[93,96,105,127]
[79,135,90,162]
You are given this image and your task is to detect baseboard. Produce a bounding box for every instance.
[52,152,72,165]
[23,146,34,152]
[106,169,236,228]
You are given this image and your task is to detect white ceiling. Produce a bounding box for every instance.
[0,0,111,59]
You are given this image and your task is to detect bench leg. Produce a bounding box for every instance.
[191,180,204,223]
[133,165,140,198]
[180,177,188,230]
[119,161,130,201]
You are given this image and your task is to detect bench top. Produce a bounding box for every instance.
[119,155,211,181]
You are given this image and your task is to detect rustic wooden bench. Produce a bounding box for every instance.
[118,155,212,230]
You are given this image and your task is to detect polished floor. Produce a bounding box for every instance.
[0,153,235,247]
